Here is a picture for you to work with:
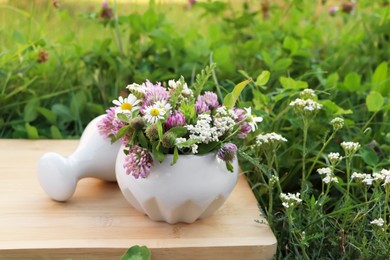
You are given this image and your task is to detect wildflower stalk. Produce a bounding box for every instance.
[384,187,389,228]
[308,131,336,178]
[301,117,309,194]
[286,210,309,259]
[113,0,124,55]
[345,156,352,197]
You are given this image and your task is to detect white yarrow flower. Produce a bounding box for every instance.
[352,172,374,186]
[317,167,338,184]
[256,132,288,146]
[126,83,147,95]
[280,192,302,208]
[370,218,384,227]
[341,141,361,155]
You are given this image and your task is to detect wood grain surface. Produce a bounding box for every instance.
[0,139,276,259]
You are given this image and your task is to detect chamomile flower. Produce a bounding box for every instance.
[244,107,263,131]
[113,94,140,118]
[144,103,168,124]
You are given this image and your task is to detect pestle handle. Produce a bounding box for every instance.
[37,152,77,201]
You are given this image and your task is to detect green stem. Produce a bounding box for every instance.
[385,188,389,228]
[346,157,352,199]
[308,131,336,179]
[113,0,124,55]
[301,118,309,194]
[361,112,378,132]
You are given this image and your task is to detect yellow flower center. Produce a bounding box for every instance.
[150,108,160,116]
[121,103,133,111]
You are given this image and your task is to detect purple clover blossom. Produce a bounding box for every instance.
[234,108,246,122]
[233,108,252,139]
[195,92,219,114]
[203,92,219,109]
[217,143,237,163]
[195,95,209,114]
[141,81,169,112]
[165,111,186,130]
[98,107,127,139]
[237,122,252,139]
[123,146,153,179]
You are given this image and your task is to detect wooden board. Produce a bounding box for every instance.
[0,139,276,259]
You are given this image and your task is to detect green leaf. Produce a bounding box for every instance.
[272,58,292,71]
[70,91,87,116]
[137,131,148,148]
[252,90,269,110]
[12,30,25,44]
[121,245,151,260]
[166,126,187,137]
[24,98,40,123]
[152,142,164,163]
[25,123,39,139]
[223,93,234,109]
[255,71,270,87]
[320,100,353,115]
[37,107,56,125]
[283,36,298,53]
[360,147,378,167]
[279,77,308,90]
[197,141,219,154]
[176,138,200,147]
[225,161,234,172]
[172,146,179,166]
[372,61,389,95]
[114,125,131,141]
[117,113,130,123]
[157,120,163,140]
[342,72,361,92]
[366,91,384,112]
[50,125,63,139]
[224,79,250,109]
[325,73,339,89]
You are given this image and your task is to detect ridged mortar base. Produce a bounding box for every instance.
[116,148,239,224]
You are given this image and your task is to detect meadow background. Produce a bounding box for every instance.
[1,0,390,258]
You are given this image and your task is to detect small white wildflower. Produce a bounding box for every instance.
[256,132,288,146]
[186,114,219,144]
[317,167,338,184]
[280,192,302,208]
[362,177,374,186]
[373,172,384,182]
[328,152,342,165]
[168,79,193,98]
[370,218,384,227]
[380,169,390,187]
[244,107,263,131]
[341,141,361,155]
[317,167,332,176]
[299,88,317,99]
[214,107,236,137]
[269,175,279,185]
[330,117,344,131]
[352,172,373,186]
[127,83,147,95]
[289,98,322,112]
[191,143,198,154]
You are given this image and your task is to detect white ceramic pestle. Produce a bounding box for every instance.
[37,115,122,202]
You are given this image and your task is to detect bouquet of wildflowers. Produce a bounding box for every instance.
[98,67,262,179]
